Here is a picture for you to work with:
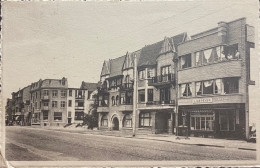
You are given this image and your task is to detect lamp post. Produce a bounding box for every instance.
[132,54,138,137]
[172,54,179,136]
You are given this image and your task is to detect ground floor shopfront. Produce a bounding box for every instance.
[178,103,246,139]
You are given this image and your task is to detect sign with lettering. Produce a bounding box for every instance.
[192,98,213,104]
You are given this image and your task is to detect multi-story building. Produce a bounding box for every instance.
[31,77,68,126]
[97,18,255,140]
[177,18,255,139]
[66,82,97,124]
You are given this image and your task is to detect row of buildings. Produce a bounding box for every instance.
[6,18,255,140]
[95,18,255,140]
[5,78,98,127]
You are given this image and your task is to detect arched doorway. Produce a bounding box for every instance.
[112,117,119,130]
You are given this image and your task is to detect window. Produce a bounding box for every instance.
[138,89,145,103]
[75,112,84,120]
[181,54,191,69]
[101,115,108,127]
[68,111,72,118]
[160,87,171,103]
[123,114,132,127]
[52,101,57,108]
[43,111,48,120]
[68,100,72,107]
[61,90,66,97]
[43,90,49,96]
[78,90,83,98]
[140,112,151,127]
[180,83,192,97]
[69,90,72,97]
[202,48,214,64]
[195,52,202,66]
[139,69,146,79]
[202,80,214,94]
[77,101,84,107]
[223,78,239,94]
[61,101,66,108]
[147,68,155,78]
[161,65,171,76]
[52,90,58,97]
[111,96,115,106]
[54,112,62,121]
[43,102,48,107]
[147,89,153,102]
[36,92,38,98]
[219,111,235,131]
[116,95,119,105]
[35,102,38,109]
[190,112,214,131]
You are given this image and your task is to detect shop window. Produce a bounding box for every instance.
[223,78,239,94]
[43,111,48,120]
[54,112,62,121]
[138,89,145,103]
[123,114,132,127]
[101,115,108,127]
[219,111,235,131]
[139,69,146,79]
[140,112,151,127]
[190,112,214,131]
[52,90,58,97]
[148,89,153,102]
[180,83,192,97]
[75,112,84,120]
[181,54,191,69]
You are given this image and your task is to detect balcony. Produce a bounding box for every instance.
[42,96,49,101]
[148,73,175,86]
[97,106,109,113]
[75,106,84,110]
[120,83,133,90]
[138,100,175,110]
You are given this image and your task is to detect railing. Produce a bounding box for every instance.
[43,106,49,110]
[42,96,49,100]
[75,106,84,110]
[146,100,175,105]
[149,73,175,85]
[121,83,133,90]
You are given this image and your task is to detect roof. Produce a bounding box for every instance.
[138,32,187,67]
[80,82,98,92]
[109,55,126,78]
[101,60,110,76]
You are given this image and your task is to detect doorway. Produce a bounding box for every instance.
[112,117,119,130]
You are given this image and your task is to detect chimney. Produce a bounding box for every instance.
[217,21,228,44]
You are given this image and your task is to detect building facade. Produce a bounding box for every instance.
[97,18,255,140]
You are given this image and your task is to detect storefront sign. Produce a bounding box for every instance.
[192,98,212,104]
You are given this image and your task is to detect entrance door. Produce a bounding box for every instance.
[112,117,119,130]
[68,118,71,124]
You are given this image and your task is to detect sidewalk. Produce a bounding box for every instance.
[36,126,257,151]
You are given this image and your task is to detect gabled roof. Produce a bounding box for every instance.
[80,82,98,92]
[123,50,141,70]
[138,32,187,68]
[101,60,110,76]
[109,55,126,78]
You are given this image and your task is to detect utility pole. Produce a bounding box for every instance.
[173,54,179,136]
[132,54,138,137]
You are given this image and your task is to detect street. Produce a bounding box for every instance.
[6,126,256,161]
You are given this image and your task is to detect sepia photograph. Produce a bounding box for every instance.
[0,0,259,167]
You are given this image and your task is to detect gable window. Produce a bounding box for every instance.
[138,89,145,103]
[52,90,58,97]
[54,112,62,121]
[180,83,192,97]
[139,69,146,79]
[181,54,192,69]
[123,114,132,128]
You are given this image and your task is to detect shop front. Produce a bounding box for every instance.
[178,103,246,139]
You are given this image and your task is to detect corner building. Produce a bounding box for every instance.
[177,18,255,139]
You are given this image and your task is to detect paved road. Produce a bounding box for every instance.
[6,126,256,161]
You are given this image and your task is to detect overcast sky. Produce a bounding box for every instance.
[2,0,259,123]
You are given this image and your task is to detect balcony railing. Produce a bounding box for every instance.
[42,95,49,100]
[43,106,49,111]
[146,100,175,105]
[121,83,133,90]
[75,106,84,110]
[148,73,175,85]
